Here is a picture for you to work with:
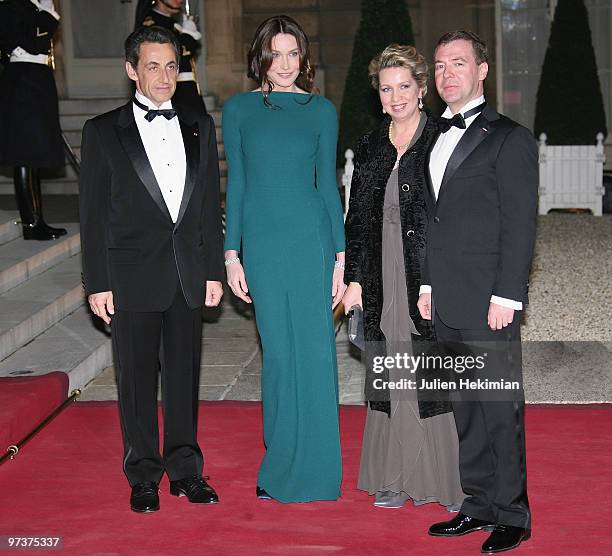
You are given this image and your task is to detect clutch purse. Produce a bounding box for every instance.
[347,305,365,351]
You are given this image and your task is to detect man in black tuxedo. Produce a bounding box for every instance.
[417,31,537,553]
[79,26,224,513]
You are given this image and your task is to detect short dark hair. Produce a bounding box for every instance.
[124,26,180,68]
[436,30,488,65]
[247,15,315,99]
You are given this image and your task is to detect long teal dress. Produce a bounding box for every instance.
[223,91,346,502]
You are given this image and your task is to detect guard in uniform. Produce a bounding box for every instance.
[134,0,207,115]
[0,0,67,240]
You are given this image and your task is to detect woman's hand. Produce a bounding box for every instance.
[342,282,362,314]
[332,267,347,309]
[225,251,252,304]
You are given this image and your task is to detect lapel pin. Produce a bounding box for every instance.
[194,131,198,136]
[481,127,488,133]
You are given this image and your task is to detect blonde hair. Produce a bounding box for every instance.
[368,44,428,96]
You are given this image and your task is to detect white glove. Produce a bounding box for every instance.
[178,14,201,40]
[180,14,198,34]
[35,0,60,20]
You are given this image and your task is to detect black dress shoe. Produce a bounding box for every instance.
[429,513,495,537]
[130,482,159,513]
[256,486,272,500]
[170,475,219,504]
[481,525,530,553]
[40,221,67,236]
[22,222,63,241]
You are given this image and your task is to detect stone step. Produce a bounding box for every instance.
[0,255,84,361]
[59,109,221,133]
[0,305,112,393]
[0,224,80,295]
[0,117,227,194]
[59,94,218,114]
[58,97,128,115]
[55,114,222,148]
[0,210,21,245]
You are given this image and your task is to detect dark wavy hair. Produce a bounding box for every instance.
[247,15,315,104]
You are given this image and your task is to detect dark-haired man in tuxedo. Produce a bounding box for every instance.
[417,31,537,553]
[79,25,223,513]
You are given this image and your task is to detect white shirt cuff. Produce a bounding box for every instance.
[490,295,522,311]
[31,0,60,20]
[419,285,432,295]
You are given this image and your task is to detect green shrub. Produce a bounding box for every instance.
[534,0,607,144]
[338,0,415,162]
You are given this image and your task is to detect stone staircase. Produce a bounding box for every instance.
[0,211,111,392]
[0,93,228,397]
[0,94,227,195]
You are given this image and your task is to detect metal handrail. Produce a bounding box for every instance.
[62,133,80,177]
[0,389,81,466]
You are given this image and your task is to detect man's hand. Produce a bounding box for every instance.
[205,281,223,307]
[417,292,432,320]
[342,282,362,314]
[488,302,514,330]
[88,291,114,324]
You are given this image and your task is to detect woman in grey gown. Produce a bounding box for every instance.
[342,44,464,510]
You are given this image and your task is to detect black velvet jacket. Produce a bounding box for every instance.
[344,113,451,418]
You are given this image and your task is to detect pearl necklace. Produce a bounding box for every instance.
[388,121,411,151]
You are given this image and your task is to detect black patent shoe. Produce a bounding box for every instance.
[40,221,67,236]
[22,222,63,240]
[130,481,160,513]
[170,475,219,504]
[429,513,495,537]
[481,525,530,553]
[256,486,272,500]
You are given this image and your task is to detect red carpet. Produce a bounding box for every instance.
[0,402,610,555]
[0,372,67,450]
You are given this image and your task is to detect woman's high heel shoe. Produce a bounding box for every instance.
[256,486,273,500]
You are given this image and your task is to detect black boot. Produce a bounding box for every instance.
[31,168,67,237]
[13,167,65,240]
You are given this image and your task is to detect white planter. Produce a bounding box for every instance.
[538,133,606,216]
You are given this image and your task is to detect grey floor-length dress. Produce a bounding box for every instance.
[357,124,465,509]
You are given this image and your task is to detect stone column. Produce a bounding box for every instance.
[204,0,247,103]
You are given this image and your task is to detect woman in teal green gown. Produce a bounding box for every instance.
[223,16,346,503]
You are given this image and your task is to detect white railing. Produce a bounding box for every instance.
[538,132,606,216]
[341,148,354,220]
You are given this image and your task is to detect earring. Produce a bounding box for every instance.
[382,108,386,114]
[418,97,423,110]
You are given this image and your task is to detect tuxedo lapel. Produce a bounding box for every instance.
[439,113,490,193]
[174,114,200,228]
[115,103,172,221]
[424,130,441,211]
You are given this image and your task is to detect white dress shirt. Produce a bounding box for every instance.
[133,91,186,223]
[421,95,522,311]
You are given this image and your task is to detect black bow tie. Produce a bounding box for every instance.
[133,97,177,122]
[439,102,486,133]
